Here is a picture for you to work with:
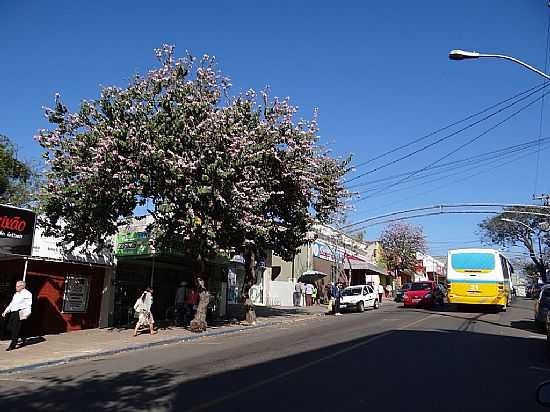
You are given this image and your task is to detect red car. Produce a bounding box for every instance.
[403,281,443,308]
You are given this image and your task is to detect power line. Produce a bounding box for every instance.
[356,141,550,200]
[349,83,545,171]
[351,137,550,194]
[348,136,550,189]
[345,83,548,183]
[362,88,550,199]
[352,143,550,216]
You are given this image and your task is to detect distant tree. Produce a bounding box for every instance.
[479,207,550,282]
[0,134,37,207]
[379,221,427,278]
[36,45,350,326]
[523,262,541,284]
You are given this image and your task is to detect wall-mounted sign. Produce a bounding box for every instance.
[62,275,90,313]
[32,225,112,265]
[115,231,150,256]
[0,204,36,256]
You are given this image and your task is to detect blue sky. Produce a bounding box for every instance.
[1,1,549,259]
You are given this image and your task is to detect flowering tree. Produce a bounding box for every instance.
[36,45,350,326]
[379,221,427,280]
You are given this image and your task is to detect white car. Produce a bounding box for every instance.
[339,285,379,313]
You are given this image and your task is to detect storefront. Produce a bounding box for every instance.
[0,205,113,338]
[113,224,229,326]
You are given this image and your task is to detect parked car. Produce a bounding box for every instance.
[339,285,379,313]
[394,283,412,302]
[535,285,550,330]
[403,281,444,308]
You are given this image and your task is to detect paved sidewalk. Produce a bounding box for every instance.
[0,305,327,374]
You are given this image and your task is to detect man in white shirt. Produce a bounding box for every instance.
[377,283,385,307]
[2,281,32,351]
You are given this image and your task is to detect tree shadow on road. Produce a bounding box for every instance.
[0,329,549,412]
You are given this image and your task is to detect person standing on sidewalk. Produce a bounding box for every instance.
[378,283,384,307]
[386,284,393,299]
[312,285,318,305]
[133,288,156,337]
[174,281,188,327]
[305,283,314,306]
[2,281,32,351]
[293,282,302,306]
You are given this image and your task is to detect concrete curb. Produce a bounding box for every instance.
[0,314,324,375]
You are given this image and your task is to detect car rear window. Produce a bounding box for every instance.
[342,288,362,296]
[451,253,495,272]
[411,283,432,291]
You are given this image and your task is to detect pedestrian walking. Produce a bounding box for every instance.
[386,284,393,298]
[326,282,334,312]
[305,283,314,306]
[294,282,302,306]
[332,282,343,315]
[312,285,318,305]
[1,280,32,351]
[378,283,384,306]
[174,281,188,326]
[133,288,156,336]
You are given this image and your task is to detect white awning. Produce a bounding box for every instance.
[348,260,388,276]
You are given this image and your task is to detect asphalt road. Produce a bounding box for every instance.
[0,298,549,412]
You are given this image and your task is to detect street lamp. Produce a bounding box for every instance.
[500,217,548,283]
[449,49,550,81]
[500,217,550,233]
[500,217,537,232]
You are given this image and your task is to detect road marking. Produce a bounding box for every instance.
[186,313,435,412]
[398,314,438,330]
[0,377,46,384]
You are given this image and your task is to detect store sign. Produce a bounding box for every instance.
[32,225,112,265]
[62,275,90,313]
[115,231,150,256]
[312,241,341,262]
[0,205,36,256]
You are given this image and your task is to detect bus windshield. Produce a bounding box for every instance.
[451,253,495,272]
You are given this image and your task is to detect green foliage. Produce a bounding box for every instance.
[479,207,550,278]
[0,135,37,207]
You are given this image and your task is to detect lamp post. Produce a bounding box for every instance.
[449,50,550,81]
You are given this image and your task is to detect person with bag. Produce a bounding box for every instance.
[133,288,156,337]
[1,280,32,351]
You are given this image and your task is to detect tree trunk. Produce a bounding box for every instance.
[521,236,546,283]
[189,258,210,333]
[538,262,548,284]
[189,290,210,333]
[241,245,257,325]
